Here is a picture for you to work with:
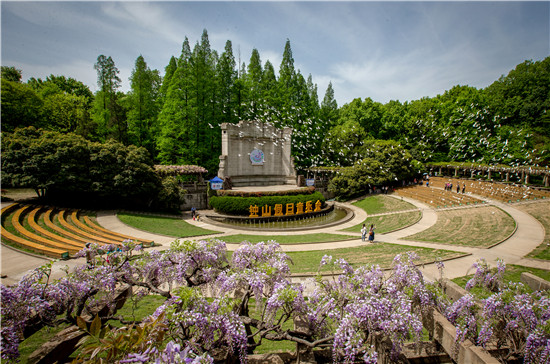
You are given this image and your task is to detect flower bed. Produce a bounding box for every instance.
[209,191,326,215]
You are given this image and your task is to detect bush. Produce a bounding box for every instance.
[217,186,315,197]
[209,191,326,215]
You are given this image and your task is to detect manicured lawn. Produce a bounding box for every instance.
[221,233,356,245]
[108,294,168,326]
[117,212,220,238]
[352,194,417,214]
[516,201,550,260]
[286,242,465,274]
[404,206,515,248]
[343,211,421,234]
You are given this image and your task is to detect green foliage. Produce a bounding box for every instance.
[1,127,163,207]
[209,191,326,215]
[323,119,366,166]
[328,140,419,200]
[156,176,187,211]
[93,55,126,142]
[75,312,168,363]
[1,66,22,82]
[217,186,315,197]
[1,79,45,133]
[4,34,549,172]
[127,55,162,156]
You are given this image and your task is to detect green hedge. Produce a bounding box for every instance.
[209,192,326,215]
[217,186,315,197]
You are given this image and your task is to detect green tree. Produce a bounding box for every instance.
[338,98,383,139]
[319,82,338,127]
[485,57,550,165]
[244,48,263,118]
[27,75,95,137]
[323,119,366,166]
[0,80,45,132]
[93,55,125,142]
[1,66,22,82]
[157,38,194,165]
[159,56,178,103]
[217,40,238,125]
[328,140,418,200]
[29,75,94,106]
[127,55,161,155]
[2,127,162,206]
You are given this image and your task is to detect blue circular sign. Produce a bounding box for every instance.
[250,149,264,164]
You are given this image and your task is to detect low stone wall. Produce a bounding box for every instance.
[432,310,500,364]
[180,182,208,210]
[521,272,550,291]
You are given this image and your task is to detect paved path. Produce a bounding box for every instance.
[2,194,548,286]
[94,194,549,279]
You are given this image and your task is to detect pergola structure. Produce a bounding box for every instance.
[154,165,208,182]
[426,163,550,187]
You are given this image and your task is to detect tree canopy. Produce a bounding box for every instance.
[1,31,548,194]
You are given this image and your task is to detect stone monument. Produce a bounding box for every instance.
[218,120,296,187]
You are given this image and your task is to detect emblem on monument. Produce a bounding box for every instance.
[250,149,264,165]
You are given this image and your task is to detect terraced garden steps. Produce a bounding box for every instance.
[394,185,483,208]
[28,207,84,251]
[430,177,550,203]
[1,204,70,259]
[1,203,154,259]
[11,205,82,255]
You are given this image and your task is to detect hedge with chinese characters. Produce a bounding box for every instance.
[209,192,326,216]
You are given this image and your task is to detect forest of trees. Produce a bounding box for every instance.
[2,29,549,178]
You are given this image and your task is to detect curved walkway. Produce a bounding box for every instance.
[2,194,548,285]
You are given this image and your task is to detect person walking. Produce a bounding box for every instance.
[462,183,466,194]
[457,183,460,193]
[361,224,367,242]
[368,224,375,243]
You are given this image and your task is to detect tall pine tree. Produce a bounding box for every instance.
[127,55,161,156]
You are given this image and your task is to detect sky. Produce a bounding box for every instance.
[1,1,549,106]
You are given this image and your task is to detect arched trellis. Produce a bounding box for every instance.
[426,163,550,187]
[154,165,208,182]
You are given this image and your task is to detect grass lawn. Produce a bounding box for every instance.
[18,322,72,361]
[220,233,356,245]
[117,212,220,238]
[286,242,465,274]
[343,211,421,234]
[352,194,417,214]
[516,201,550,260]
[452,264,550,299]
[404,206,515,248]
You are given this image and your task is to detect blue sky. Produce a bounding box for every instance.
[2,1,548,106]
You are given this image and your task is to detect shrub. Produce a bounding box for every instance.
[217,186,315,198]
[209,191,326,215]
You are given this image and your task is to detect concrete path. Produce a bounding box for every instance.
[1,194,548,286]
[86,194,550,279]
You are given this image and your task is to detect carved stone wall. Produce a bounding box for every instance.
[218,120,296,187]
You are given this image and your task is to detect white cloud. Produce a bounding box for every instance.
[100,2,184,46]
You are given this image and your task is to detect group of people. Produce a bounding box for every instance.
[444,182,466,194]
[191,207,200,221]
[361,223,375,242]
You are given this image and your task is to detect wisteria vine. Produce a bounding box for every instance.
[1,242,549,363]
